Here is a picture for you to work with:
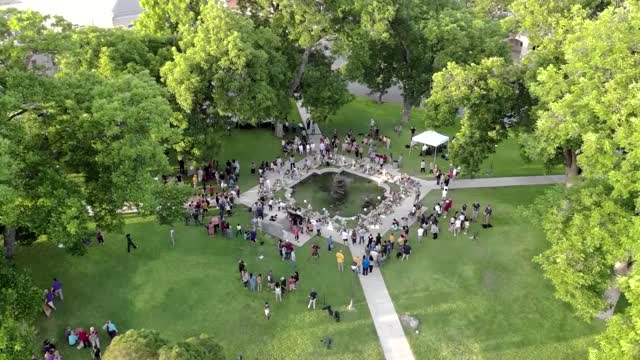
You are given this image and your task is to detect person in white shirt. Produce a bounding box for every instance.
[417,227,424,242]
[454,217,462,236]
[169,227,175,247]
[442,186,448,199]
[421,143,428,156]
[341,230,349,245]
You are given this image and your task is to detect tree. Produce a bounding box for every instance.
[0,260,40,360]
[426,58,533,176]
[150,183,194,226]
[423,0,613,182]
[158,334,224,360]
[137,0,207,40]
[300,51,352,122]
[0,10,179,257]
[104,330,224,360]
[58,27,174,81]
[103,329,168,360]
[522,2,640,358]
[343,35,397,103]
[346,0,508,122]
[160,4,291,124]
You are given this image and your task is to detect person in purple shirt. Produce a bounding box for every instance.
[52,278,63,300]
[43,289,56,317]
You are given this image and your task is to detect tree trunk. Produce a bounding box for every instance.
[563,148,579,187]
[289,47,312,97]
[402,96,412,123]
[3,226,16,259]
[377,92,384,104]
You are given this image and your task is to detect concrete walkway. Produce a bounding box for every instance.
[348,241,416,360]
[448,175,565,189]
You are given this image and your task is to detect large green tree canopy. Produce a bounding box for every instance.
[0,9,179,257]
[161,4,291,123]
[0,260,40,360]
[139,0,394,123]
[529,3,640,358]
[344,0,508,122]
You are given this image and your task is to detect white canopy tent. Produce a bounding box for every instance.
[411,130,450,159]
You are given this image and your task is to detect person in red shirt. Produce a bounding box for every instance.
[77,328,90,349]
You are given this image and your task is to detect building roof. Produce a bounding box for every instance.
[113,0,143,19]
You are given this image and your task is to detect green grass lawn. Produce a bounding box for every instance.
[292,171,385,217]
[15,210,381,360]
[326,97,563,178]
[381,186,602,359]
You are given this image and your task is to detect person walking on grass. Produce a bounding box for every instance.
[291,250,297,270]
[402,243,411,260]
[275,282,282,302]
[336,250,345,272]
[249,273,257,292]
[257,273,263,292]
[308,289,318,310]
[126,234,137,253]
[52,278,63,300]
[96,231,105,245]
[431,222,439,240]
[264,302,271,320]
[169,227,175,248]
[420,159,426,173]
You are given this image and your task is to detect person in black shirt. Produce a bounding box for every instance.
[483,205,493,228]
[308,289,318,309]
[92,345,102,359]
[126,234,137,253]
[472,202,480,221]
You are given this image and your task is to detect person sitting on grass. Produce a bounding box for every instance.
[89,326,100,348]
[102,320,118,339]
[92,344,102,360]
[65,328,78,346]
[76,328,90,349]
